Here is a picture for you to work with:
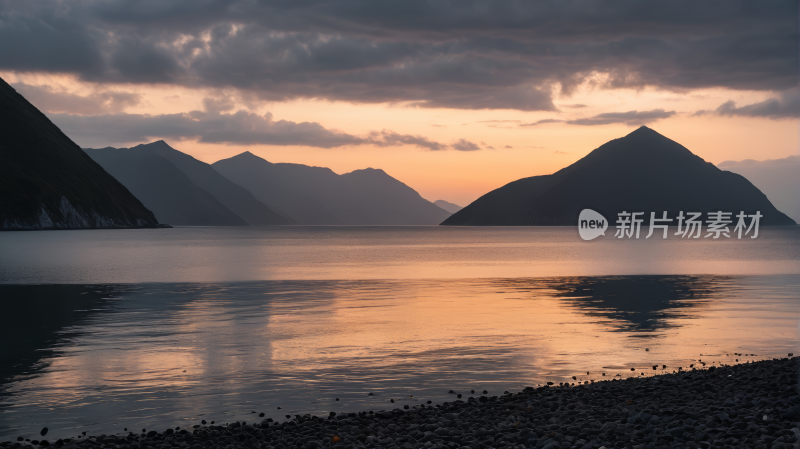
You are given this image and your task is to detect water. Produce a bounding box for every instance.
[1,226,799,283]
[1,226,799,440]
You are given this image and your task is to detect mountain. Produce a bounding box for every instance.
[212,153,342,224]
[434,200,463,214]
[0,76,159,230]
[718,156,800,224]
[85,148,247,226]
[84,143,295,226]
[107,141,294,225]
[443,126,796,226]
[212,152,452,225]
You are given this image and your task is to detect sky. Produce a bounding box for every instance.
[1,0,798,206]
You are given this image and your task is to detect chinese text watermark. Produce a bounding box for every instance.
[579,209,762,241]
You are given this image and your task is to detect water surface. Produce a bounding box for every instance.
[1,227,798,440]
[1,226,798,283]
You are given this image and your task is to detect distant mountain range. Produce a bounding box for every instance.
[6,72,791,232]
[85,143,451,226]
[213,152,452,225]
[434,200,463,214]
[444,126,796,226]
[718,156,800,224]
[85,142,293,226]
[0,76,160,230]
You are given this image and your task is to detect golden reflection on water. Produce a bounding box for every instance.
[1,275,797,440]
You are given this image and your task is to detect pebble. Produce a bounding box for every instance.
[7,357,798,449]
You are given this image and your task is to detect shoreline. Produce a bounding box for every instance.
[0,223,173,232]
[4,357,798,449]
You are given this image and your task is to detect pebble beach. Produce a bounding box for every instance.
[5,357,799,449]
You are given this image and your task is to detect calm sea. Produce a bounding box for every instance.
[1,226,799,440]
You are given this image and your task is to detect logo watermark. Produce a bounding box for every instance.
[578,209,608,240]
[578,209,761,241]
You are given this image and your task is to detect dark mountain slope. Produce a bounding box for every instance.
[85,148,247,226]
[717,156,800,224]
[443,127,795,226]
[0,76,159,229]
[129,141,294,225]
[212,152,451,225]
[212,152,342,225]
[336,168,451,225]
[441,176,558,226]
[434,200,463,214]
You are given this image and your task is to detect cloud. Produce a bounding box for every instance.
[712,89,800,119]
[368,130,450,151]
[49,109,476,151]
[11,82,142,114]
[451,139,481,152]
[0,0,796,111]
[566,108,675,126]
[202,96,236,113]
[464,120,522,125]
[51,110,365,148]
[519,118,564,127]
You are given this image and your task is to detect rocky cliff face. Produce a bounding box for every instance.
[2,196,157,230]
[0,76,161,230]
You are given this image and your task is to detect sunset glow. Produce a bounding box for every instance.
[3,70,796,206]
[2,1,797,206]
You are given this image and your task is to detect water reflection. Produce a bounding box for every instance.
[0,285,117,382]
[0,276,797,441]
[543,276,720,334]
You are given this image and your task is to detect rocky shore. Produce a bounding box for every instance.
[4,357,798,449]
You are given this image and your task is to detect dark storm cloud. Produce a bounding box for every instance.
[566,109,675,126]
[48,109,473,150]
[712,89,800,119]
[0,4,104,76]
[202,96,236,113]
[1,0,796,111]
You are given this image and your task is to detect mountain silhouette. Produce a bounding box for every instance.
[0,76,159,229]
[85,147,249,226]
[443,127,796,226]
[85,142,294,226]
[434,200,462,214]
[718,156,800,224]
[212,152,341,224]
[213,152,451,225]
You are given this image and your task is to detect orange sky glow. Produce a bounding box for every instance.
[2,71,797,206]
